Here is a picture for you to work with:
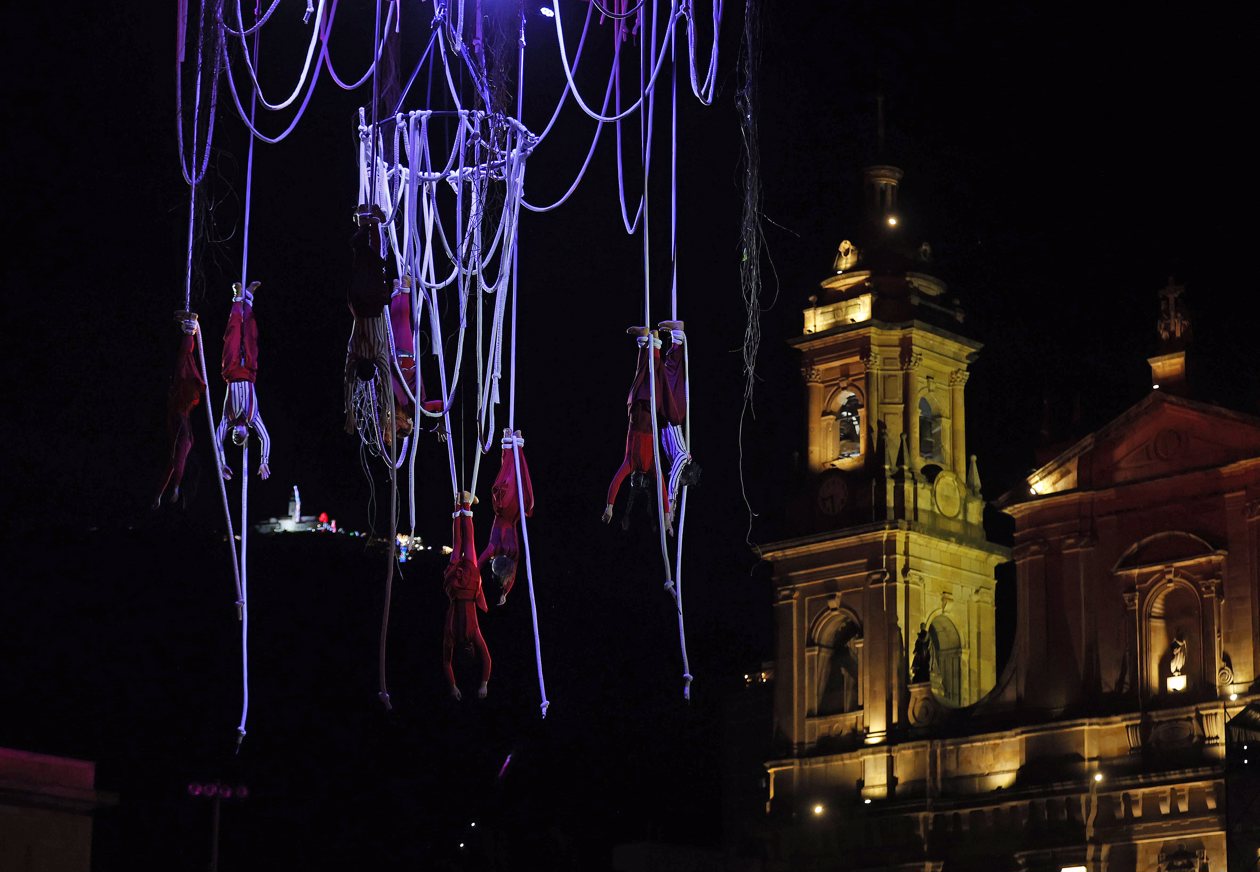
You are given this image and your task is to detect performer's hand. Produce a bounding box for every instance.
[258,462,271,480]
[450,685,462,701]
[221,464,234,481]
[151,495,162,511]
[497,594,507,607]
[477,682,488,700]
[601,504,613,524]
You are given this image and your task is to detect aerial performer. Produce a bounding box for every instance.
[216,282,271,481]
[479,429,535,607]
[153,311,206,508]
[443,492,491,701]
[344,204,398,450]
[387,274,444,443]
[601,322,697,532]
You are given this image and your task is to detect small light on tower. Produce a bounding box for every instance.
[887,216,898,227]
[1094,773,1103,783]
[812,803,825,816]
[1167,674,1187,692]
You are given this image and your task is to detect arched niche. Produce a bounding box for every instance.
[1144,578,1202,699]
[822,385,865,465]
[812,609,863,716]
[928,614,963,707]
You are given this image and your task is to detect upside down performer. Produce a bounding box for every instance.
[216,282,271,480]
[602,322,698,532]
[387,275,444,440]
[443,493,491,700]
[479,429,535,606]
[343,204,397,449]
[154,312,206,508]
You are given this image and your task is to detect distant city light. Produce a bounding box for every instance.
[887,216,898,227]
[812,803,825,815]
[863,798,872,805]
[459,842,466,849]
[1153,383,1160,390]
[539,5,554,16]
[470,822,477,828]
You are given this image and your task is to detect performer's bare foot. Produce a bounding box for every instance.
[450,685,462,701]
[658,320,684,331]
[601,504,613,524]
[477,682,488,699]
[626,325,650,338]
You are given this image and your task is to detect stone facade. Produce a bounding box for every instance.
[758,166,1260,872]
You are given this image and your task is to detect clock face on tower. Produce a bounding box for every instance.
[816,472,849,516]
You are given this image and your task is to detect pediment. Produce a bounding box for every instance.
[1011,394,1260,501]
[1113,531,1220,573]
[1093,396,1260,488]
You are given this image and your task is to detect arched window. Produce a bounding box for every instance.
[919,398,943,461]
[823,388,863,462]
[928,616,962,707]
[817,618,862,715]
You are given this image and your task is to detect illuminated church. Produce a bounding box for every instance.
[757,163,1260,871]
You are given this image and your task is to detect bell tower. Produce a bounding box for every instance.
[762,163,1008,769]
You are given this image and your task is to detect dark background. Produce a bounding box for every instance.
[2,1,1256,869]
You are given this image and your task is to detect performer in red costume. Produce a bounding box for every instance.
[153,312,206,508]
[478,429,535,606]
[601,321,690,532]
[386,275,444,439]
[216,282,270,481]
[443,492,491,700]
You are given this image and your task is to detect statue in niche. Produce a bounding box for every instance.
[911,624,931,683]
[1169,633,1187,676]
[836,393,862,455]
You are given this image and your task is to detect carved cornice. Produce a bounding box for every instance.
[776,586,800,604]
[1196,577,1222,598]
[900,350,923,371]
[1245,499,1260,520]
[1063,533,1097,552]
[867,570,892,587]
[1122,591,1138,610]
[1012,539,1049,561]
[860,350,881,371]
[949,369,970,387]
[802,364,822,385]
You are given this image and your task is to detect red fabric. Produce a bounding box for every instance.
[387,289,441,416]
[477,444,535,602]
[442,508,491,690]
[606,337,686,512]
[156,334,205,503]
[220,301,258,383]
[624,338,686,425]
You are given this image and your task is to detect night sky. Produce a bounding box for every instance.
[2,2,1257,870]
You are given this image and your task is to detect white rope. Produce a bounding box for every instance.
[194,327,245,617]
[237,440,250,746]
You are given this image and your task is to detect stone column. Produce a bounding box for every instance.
[803,363,824,472]
[949,369,968,479]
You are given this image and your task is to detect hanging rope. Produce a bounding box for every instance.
[236,440,250,748]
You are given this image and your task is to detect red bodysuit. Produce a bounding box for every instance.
[442,502,491,698]
[604,334,686,514]
[478,433,535,605]
[155,328,205,506]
